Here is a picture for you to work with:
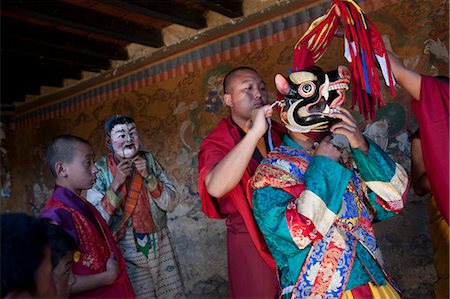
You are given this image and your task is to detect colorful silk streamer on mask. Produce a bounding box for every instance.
[293,0,396,119]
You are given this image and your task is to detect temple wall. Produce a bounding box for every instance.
[1,0,448,298]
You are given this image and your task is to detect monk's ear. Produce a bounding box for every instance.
[223,93,233,107]
[274,74,290,95]
[55,161,67,178]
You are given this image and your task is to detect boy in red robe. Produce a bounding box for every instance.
[40,135,135,298]
[198,67,285,298]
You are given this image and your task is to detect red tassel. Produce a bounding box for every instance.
[292,0,395,120]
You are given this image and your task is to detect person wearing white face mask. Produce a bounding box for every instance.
[87,115,185,299]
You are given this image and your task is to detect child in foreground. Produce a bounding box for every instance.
[40,134,135,298]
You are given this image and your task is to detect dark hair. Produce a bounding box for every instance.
[104,115,135,136]
[46,135,91,177]
[1,213,49,298]
[223,66,258,94]
[43,221,77,268]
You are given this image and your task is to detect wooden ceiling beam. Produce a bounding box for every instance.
[190,0,243,18]
[1,89,27,104]
[2,38,111,71]
[3,1,164,47]
[2,17,129,61]
[2,52,84,80]
[102,0,207,29]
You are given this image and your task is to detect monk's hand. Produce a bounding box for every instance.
[328,107,369,155]
[315,135,342,162]
[111,159,132,191]
[246,105,272,138]
[104,252,119,285]
[132,155,149,178]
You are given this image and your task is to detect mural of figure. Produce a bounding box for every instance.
[87,115,185,299]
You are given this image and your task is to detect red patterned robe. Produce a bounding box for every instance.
[40,185,135,298]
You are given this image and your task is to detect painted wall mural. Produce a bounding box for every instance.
[1,0,448,298]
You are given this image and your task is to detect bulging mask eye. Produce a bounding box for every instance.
[298,82,316,97]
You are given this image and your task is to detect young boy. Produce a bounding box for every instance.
[40,134,135,298]
[86,115,184,299]
[44,221,77,298]
[1,212,56,299]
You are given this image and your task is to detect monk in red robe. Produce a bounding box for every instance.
[40,135,135,298]
[389,52,449,299]
[198,67,285,298]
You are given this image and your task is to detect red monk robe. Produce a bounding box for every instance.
[198,115,285,298]
[40,185,135,298]
[411,75,449,223]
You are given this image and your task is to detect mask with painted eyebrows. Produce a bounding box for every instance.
[110,122,141,159]
[274,65,351,133]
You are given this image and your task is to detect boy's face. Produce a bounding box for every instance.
[110,122,141,159]
[52,252,75,298]
[64,142,98,194]
[34,246,57,298]
[224,69,268,125]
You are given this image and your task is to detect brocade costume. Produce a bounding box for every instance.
[251,135,409,299]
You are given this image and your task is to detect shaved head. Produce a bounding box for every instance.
[46,135,90,177]
[223,67,259,94]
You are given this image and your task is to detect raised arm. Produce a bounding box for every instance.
[387,51,422,100]
[205,105,272,198]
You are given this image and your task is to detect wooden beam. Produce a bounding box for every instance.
[190,0,243,18]
[2,52,84,80]
[3,1,164,47]
[1,89,27,104]
[102,0,207,29]
[2,37,111,71]
[2,17,129,61]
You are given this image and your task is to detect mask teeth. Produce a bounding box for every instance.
[321,74,330,101]
[322,105,330,114]
[329,83,349,91]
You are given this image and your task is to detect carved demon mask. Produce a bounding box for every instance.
[274,65,351,133]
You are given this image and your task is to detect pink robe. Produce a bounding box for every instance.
[40,185,135,298]
[198,116,285,298]
[411,76,449,223]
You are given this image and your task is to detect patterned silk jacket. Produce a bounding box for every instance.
[251,135,409,299]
